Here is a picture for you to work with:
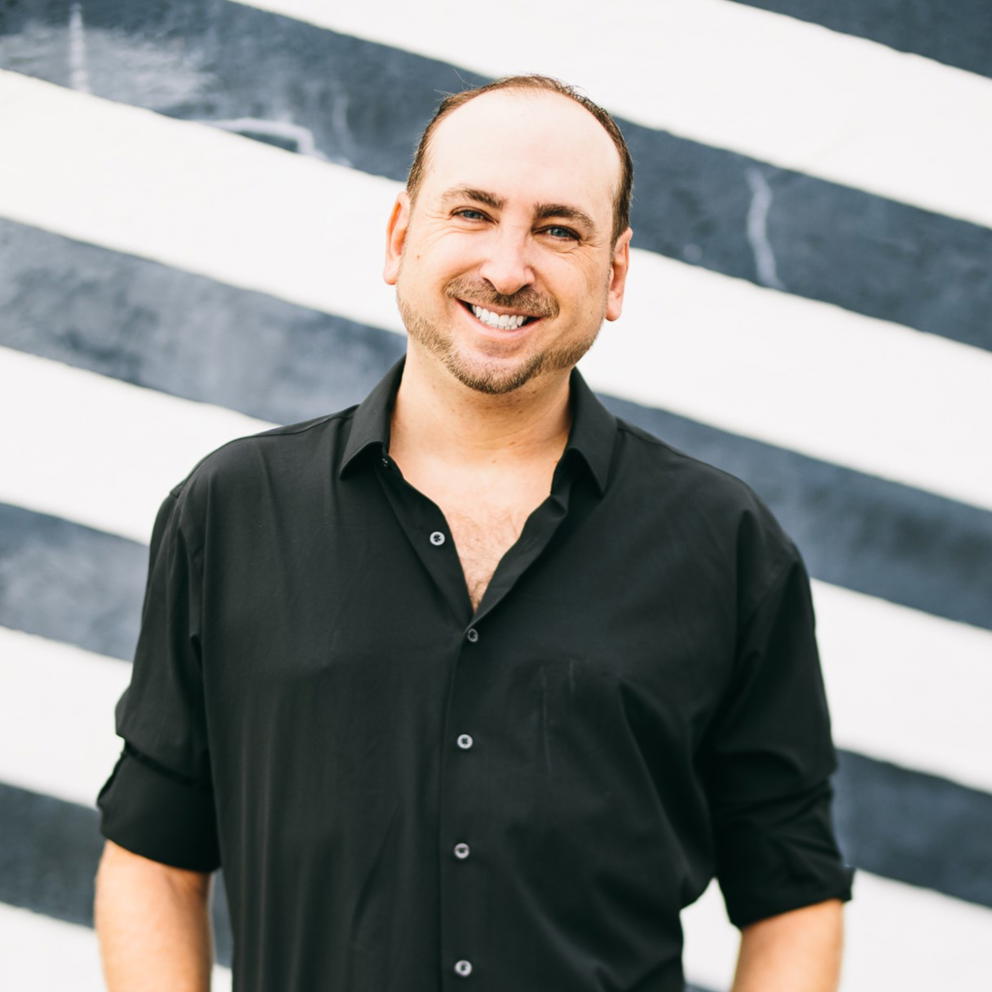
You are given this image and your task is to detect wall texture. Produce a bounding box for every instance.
[0,1,990,988]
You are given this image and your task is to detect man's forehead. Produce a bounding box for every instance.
[422,89,621,217]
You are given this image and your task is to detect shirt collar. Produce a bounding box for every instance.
[339,357,616,494]
[339,358,404,476]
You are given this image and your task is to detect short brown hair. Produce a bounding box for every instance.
[406,75,633,245]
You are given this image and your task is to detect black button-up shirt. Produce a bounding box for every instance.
[98,360,852,992]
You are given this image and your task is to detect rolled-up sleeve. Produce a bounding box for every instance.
[96,487,220,872]
[703,550,854,927]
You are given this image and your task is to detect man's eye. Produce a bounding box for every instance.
[454,209,487,221]
[543,225,579,241]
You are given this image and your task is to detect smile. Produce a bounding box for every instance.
[461,301,539,331]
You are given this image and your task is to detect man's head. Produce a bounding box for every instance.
[384,76,634,396]
[407,76,633,247]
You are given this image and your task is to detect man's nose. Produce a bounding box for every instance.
[478,228,534,296]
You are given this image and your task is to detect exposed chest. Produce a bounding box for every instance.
[440,500,534,611]
[387,449,562,611]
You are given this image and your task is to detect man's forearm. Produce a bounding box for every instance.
[95,840,214,992]
[731,899,844,992]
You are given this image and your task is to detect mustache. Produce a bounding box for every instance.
[445,277,559,319]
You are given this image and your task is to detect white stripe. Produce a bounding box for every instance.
[682,872,992,991]
[231,0,992,230]
[585,251,992,512]
[814,582,992,794]
[0,627,129,807]
[0,347,270,544]
[0,902,231,992]
[1,73,989,512]
[2,350,992,795]
[0,70,397,331]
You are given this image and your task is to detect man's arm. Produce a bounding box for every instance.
[94,839,214,992]
[731,898,844,992]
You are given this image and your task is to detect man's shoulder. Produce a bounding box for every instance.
[169,405,360,503]
[612,416,798,574]
[614,416,763,512]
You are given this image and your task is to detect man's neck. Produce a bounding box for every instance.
[389,347,573,470]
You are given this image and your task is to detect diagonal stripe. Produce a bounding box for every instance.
[230,0,992,230]
[0,347,270,543]
[813,585,992,794]
[601,392,992,632]
[0,504,146,661]
[5,13,991,353]
[1,78,989,511]
[0,781,234,966]
[730,0,992,79]
[0,628,129,807]
[833,752,992,908]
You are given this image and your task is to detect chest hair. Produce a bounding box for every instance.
[443,501,532,610]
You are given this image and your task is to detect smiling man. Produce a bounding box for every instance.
[94,77,852,992]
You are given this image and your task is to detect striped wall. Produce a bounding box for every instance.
[1,1,990,989]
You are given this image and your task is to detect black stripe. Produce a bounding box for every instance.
[600,394,992,633]
[0,780,234,965]
[0,503,145,661]
[2,6,990,351]
[0,781,102,927]
[2,221,990,632]
[834,751,992,907]
[729,0,992,79]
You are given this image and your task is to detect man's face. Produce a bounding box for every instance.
[384,89,632,395]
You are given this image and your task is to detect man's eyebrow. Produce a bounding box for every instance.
[534,203,596,231]
[440,187,504,209]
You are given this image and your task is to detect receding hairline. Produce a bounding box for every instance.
[405,76,633,244]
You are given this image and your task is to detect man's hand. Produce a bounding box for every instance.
[94,840,214,992]
[731,899,844,992]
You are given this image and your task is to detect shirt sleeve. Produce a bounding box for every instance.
[702,545,854,927]
[96,487,221,872]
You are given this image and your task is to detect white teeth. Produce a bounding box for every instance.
[470,305,528,330]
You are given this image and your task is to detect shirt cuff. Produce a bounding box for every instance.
[97,746,221,872]
[714,780,854,928]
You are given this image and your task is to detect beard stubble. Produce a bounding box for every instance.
[397,277,602,396]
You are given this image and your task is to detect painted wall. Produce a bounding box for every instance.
[1,1,990,989]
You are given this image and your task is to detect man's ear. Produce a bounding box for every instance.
[605,226,633,322]
[384,190,412,286]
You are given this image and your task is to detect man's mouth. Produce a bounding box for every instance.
[460,301,540,331]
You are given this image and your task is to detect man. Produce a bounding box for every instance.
[94,76,852,991]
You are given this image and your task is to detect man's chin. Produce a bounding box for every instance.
[442,352,547,396]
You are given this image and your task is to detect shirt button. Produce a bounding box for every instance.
[466,628,479,643]
[381,456,390,468]
[453,842,470,860]
[454,960,473,977]
[429,531,446,546]
[456,734,474,750]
